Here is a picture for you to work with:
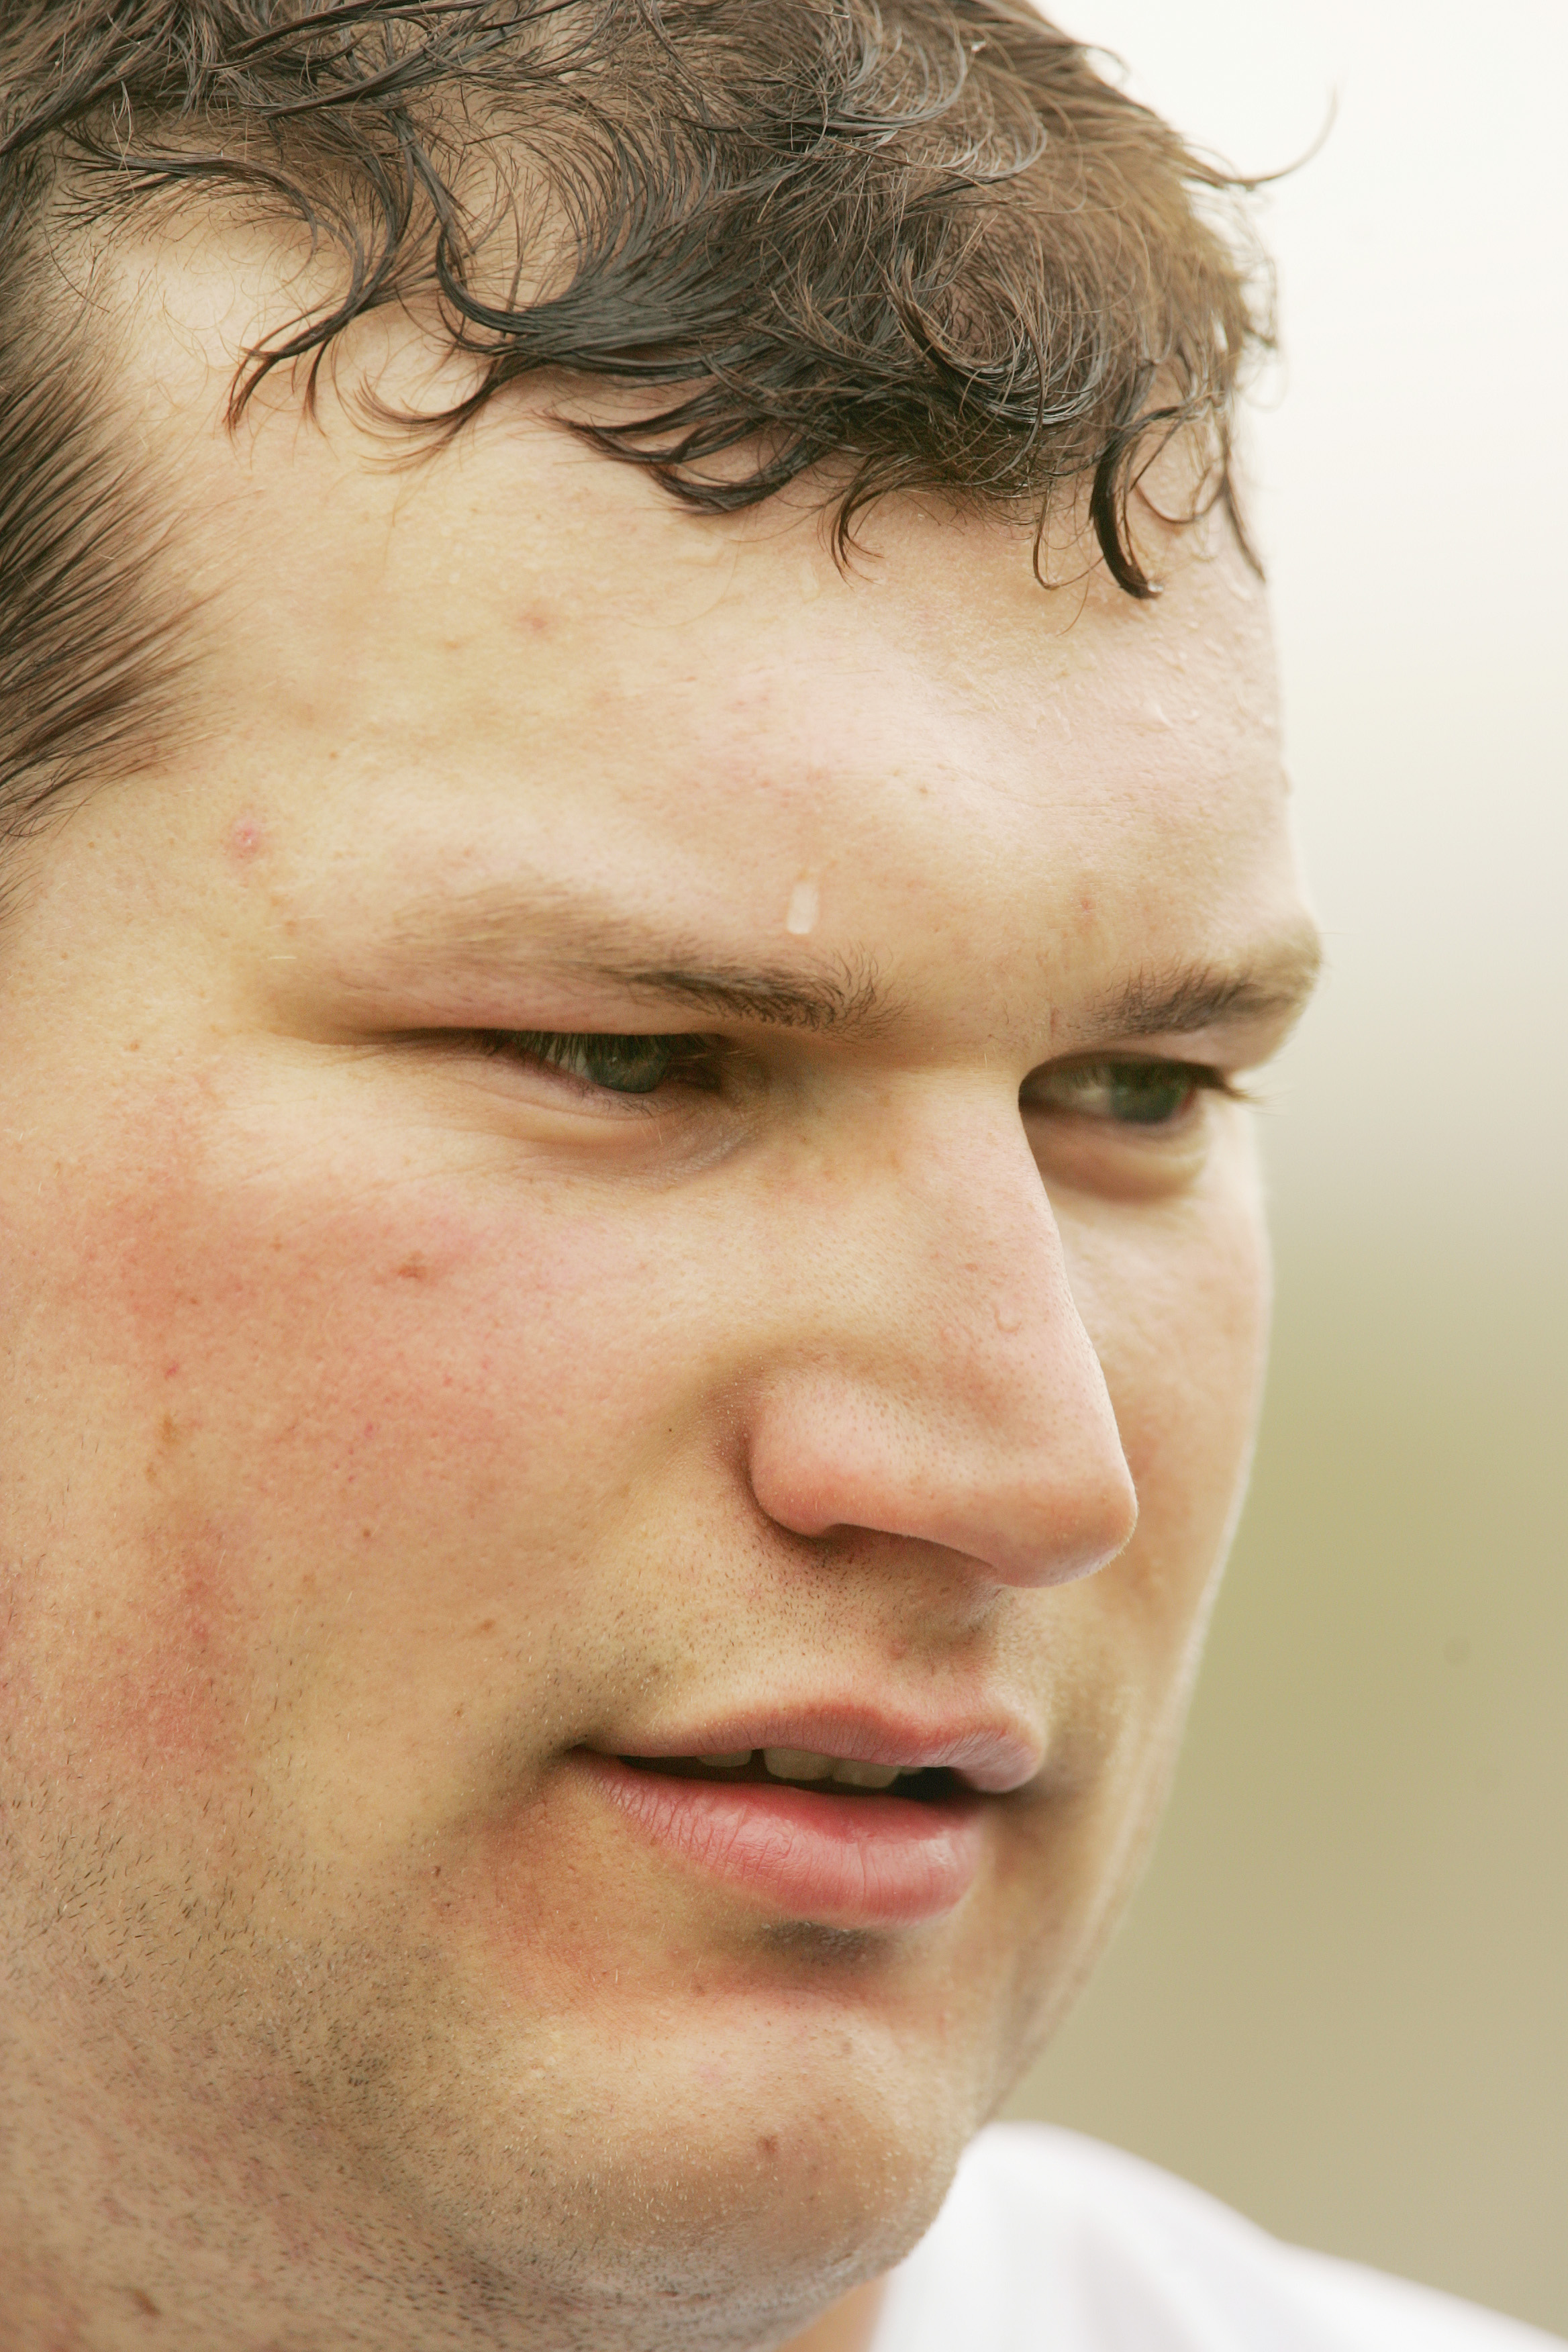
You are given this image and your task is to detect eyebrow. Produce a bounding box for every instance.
[1089,930,1324,1044]
[579,954,887,1034]
[593,939,1323,1046]
[378,890,1321,1045]
[381,892,890,1034]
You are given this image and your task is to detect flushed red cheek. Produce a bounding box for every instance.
[0,1484,271,1808]
[82,1505,261,1777]
[62,1159,669,1763]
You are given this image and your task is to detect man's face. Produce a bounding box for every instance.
[0,314,1314,2343]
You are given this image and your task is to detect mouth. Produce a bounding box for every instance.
[577,1741,993,1928]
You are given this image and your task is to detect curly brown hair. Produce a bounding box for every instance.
[0,1,1269,859]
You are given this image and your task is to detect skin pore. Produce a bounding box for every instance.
[0,257,1318,2351]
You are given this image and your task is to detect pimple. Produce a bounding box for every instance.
[228,815,266,863]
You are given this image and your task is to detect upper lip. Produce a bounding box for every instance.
[597,1703,1043,1796]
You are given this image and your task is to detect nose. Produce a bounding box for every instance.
[744,1086,1138,1589]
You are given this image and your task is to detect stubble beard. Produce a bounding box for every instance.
[0,1758,953,2352]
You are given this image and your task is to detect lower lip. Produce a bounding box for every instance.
[579,1755,986,1928]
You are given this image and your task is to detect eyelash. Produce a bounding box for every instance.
[1023,1058,1249,1130]
[483,1030,1246,1128]
[484,1029,722,1097]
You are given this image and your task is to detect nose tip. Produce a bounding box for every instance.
[975,1418,1138,1588]
[741,1095,1140,1594]
[982,1303,1140,1585]
[746,1332,1138,1593]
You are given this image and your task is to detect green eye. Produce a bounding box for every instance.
[507,1032,678,1094]
[1026,1059,1208,1127]
[1102,1063,1199,1126]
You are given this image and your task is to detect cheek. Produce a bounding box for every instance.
[92,1507,252,1771]
[0,1500,259,1803]
[3,1126,687,1799]
[1063,1159,1271,1640]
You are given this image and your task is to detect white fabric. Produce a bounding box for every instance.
[871,2124,1563,2352]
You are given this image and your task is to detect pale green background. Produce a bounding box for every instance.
[1004,1,1568,2336]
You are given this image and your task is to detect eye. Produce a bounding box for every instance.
[486,1030,712,1097]
[1022,1057,1232,1128]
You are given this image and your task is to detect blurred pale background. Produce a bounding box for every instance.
[1003,1,1568,2335]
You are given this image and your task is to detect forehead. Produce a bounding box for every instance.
[170,380,1295,1022]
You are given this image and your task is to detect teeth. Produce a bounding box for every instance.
[684,1748,910,1787]
[759,1749,904,1788]
[830,1760,901,1789]
[762,1747,834,1781]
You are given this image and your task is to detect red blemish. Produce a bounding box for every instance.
[228,816,266,863]
[88,1512,249,1775]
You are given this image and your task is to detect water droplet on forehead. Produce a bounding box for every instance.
[785,877,820,936]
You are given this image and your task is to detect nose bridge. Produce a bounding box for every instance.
[744,1080,1138,1587]
[844,1090,1081,1393]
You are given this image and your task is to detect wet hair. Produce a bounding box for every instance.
[0,1,1269,859]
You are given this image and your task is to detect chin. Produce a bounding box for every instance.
[366,1990,978,2348]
